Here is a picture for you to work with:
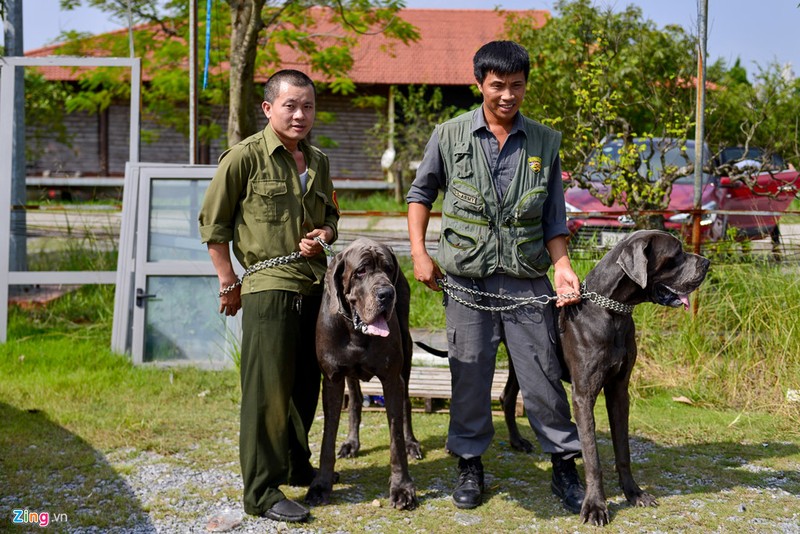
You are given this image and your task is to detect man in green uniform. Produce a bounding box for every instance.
[199,69,339,523]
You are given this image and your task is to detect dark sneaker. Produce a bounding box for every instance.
[263,498,310,523]
[452,456,485,509]
[551,453,585,514]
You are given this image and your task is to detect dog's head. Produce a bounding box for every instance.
[325,238,402,337]
[600,230,710,309]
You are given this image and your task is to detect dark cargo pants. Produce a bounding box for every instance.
[239,290,321,516]
[444,273,581,459]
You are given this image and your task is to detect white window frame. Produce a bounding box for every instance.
[0,56,141,343]
[113,164,241,365]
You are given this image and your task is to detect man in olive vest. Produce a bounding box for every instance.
[406,40,585,513]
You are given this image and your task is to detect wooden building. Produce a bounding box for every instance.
[23,8,547,190]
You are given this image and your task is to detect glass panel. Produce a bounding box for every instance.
[143,275,237,366]
[24,207,120,271]
[148,179,209,262]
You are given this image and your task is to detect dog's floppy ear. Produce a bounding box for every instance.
[388,245,401,286]
[616,236,649,288]
[325,250,349,314]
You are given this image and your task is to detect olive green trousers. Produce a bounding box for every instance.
[239,290,321,516]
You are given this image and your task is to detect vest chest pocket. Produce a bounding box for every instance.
[452,142,473,179]
[448,181,485,218]
[251,179,290,223]
[514,186,547,221]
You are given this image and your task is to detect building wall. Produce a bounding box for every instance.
[25,89,389,182]
[27,110,100,176]
[313,91,385,180]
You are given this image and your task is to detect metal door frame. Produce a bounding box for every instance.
[0,56,141,343]
[127,165,240,365]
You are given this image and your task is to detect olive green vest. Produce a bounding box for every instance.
[437,111,561,279]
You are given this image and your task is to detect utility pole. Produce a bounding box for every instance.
[189,0,198,164]
[3,0,27,273]
[691,0,708,316]
[692,0,708,253]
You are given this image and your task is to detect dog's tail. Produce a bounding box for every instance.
[414,341,448,358]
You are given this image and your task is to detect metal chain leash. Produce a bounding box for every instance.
[581,284,635,314]
[218,237,334,297]
[437,278,572,312]
[437,278,634,315]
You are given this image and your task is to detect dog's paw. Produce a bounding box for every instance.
[389,482,418,510]
[337,441,359,459]
[510,436,534,453]
[580,501,610,526]
[629,491,658,508]
[304,483,332,506]
[406,439,423,460]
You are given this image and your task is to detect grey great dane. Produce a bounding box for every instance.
[418,229,710,525]
[306,238,419,510]
[562,229,709,524]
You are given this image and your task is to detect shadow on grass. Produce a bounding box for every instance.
[304,410,800,528]
[0,402,154,532]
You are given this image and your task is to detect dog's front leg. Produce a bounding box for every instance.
[338,377,362,458]
[381,375,418,510]
[604,378,657,508]
[306,376,345,506]
[572,385,609,526]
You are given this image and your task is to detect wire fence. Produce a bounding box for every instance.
[10,205,800,268]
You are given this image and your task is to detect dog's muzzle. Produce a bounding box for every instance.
[652,283,691,309]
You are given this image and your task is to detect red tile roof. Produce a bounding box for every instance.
[26,8,548,86]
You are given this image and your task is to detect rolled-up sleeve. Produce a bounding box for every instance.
[406,128,446,209]
[541,154,570,242]
[198,147,247,244]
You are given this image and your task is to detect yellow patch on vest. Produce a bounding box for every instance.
[528,156,542,173]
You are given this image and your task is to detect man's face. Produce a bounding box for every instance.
[261,81,316,147]
[476,71,526,126]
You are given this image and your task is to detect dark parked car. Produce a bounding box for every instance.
[563,138,799,247]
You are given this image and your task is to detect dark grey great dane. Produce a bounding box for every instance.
[306,237,419,510]
[559,230,709,525]
[419,229,710,525]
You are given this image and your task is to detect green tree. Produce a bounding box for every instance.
[506,0,697,229]
[58,0,418,147]
[706,60,800,171]
[24,72,73,163]
[356,85,466,200]
[506,0,696,168]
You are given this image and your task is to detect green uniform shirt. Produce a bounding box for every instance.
[198,125,339,296]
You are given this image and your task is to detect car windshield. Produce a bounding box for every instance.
[716,147,787,170]
[586,139,705,185]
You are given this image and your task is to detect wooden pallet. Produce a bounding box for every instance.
[347,366,523,415]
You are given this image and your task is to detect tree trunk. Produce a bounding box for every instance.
[228,0,265,146]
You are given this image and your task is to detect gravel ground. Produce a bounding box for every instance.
[62,448,316,534]
[49,443,797,534]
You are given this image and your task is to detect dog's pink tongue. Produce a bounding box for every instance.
[680,294,691,310]
[365,316,390,337]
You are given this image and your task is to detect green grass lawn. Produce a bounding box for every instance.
[2,288,799,531]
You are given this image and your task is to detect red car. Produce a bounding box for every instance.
[563,138,799,247]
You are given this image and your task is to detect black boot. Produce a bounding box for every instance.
[551,453,585,514]
[452,456,484,509]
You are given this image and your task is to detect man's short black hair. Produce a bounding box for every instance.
[473,40,531,83]
[263,69,316,102]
